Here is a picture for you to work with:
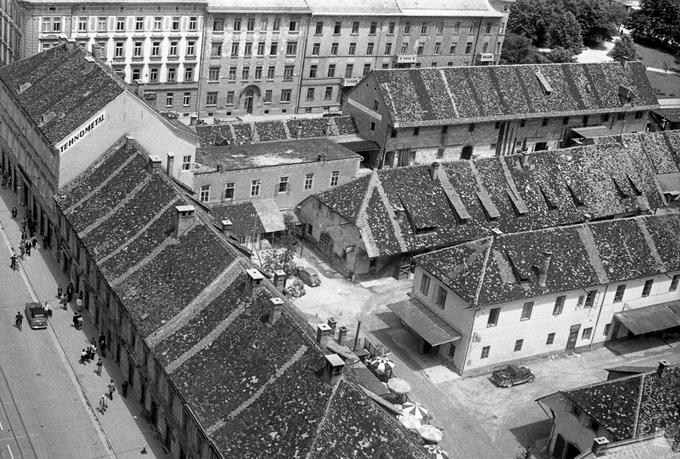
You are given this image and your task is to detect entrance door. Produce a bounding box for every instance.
[566,324,581,350]
[461,145,473,160]
[244,89,254,114]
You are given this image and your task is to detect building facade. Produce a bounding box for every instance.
[19,0,205,111]
[0,0,22,65]
[343,62,658,167]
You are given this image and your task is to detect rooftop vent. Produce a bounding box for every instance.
[17,82,32,94]
[657,360,669,377]
[535,71,553,95]
[429,162,441,181]
[83,55,95,74]
[591,437,609,457]
[40,111,57,126]
[175,205,195,239]
[318,152,327,162]
[147,155,163,171]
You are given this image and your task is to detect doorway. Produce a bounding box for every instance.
[566,324,581,350]
[244,89,254,114]
[461,145,473,160]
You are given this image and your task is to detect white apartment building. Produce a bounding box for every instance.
[389,214,680,376]
[0,0,22,64]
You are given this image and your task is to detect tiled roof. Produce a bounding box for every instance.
[0,43,125,145]
[314,130,680,261]
[369,62,658,127]
[196,116,357,146]
[211,202,262,236]
[416,213,680,307]
[563,367,680,441]
[195,138,359,171]
[304,0,401,15]
[395,0,503,16]
[55,138,428,458]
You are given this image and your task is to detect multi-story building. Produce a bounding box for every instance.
[53,138,429,459]
[537,363,680,459]
[19,0,205,110]
[0,0,22,65]
[297,0,506,114]
[343,62,658,167]
[399,213,680,376]
[0,43,196,260]
[298,129,680,279]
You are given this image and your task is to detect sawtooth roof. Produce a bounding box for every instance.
[0,42,125,145]
[313,130,680,260]
[416,213,680,307]
[367,62,658,127]
[54,138,428,459]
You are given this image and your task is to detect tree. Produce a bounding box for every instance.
[610,34,640,63]
[546,47,577,63]
[627,0,680,52]
[547,11,583,53]
[500,33,548,64]
[563,0,627,46]
[507,0,583,52]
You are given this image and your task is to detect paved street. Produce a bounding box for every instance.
[0,187,166,458]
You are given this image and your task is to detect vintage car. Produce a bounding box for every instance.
[490,364,535,388]
[25,302,48,329]
[298,267,321,287]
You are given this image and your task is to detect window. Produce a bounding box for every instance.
[546,333,555,345]
[384,43,392,55]
[469,23,474,33]
[189,17,197,31]
[250,180,260,197]
[450,44,457,54]
[435,286,447,309]
[613,285,626,303]
[363,64,371,76]
[116,17,125,31]
[401,42,409,53]
[213,18,224,32]
[487,307,500,327]
[351,21,359,34]
[255,66,262,80]
[553,296,565,315]
[404,22,411,33]
[246,17,254,31]
[421,23,428,34]
[98,17,108,32]
[563,116,570,125]
[182,155,192,170]
[485,22,492,34]
[601,113,610,122]
[616,112,626,121]
[325,87,333,100]
[167,67,176,81]
[315,21,323,35]
[206,92,217,106]
[420,274,432,296]
[199,185,210,202]
[183,92,190,106]
[304,173,314,190]
[417,44,425,55]
[436,22,444,34]
[542,118,549,127]
[413,127,419,136]
[278,177,288,193]
[186,41,196,56]
[152,42,161,56]
[264,90,272,103]
[520,301,533,320]
[604,323,612,337]
[469,123,475,132]
[211,43,222,57]
[281,89,291,102]
[225,91,234,105]
[583,115,589,126]
[584,290,597,308]
[149,68,159,81]
[166,92,174,107]
[244,42,252,55]
[391,129,397,138]
[367,43,374,55]
[286,42,297,55]
[273,18,280,31]
[270,42,278,55]
[465,41,472,54]
[261,18,268,30]
[267,66,276,80]
[257,41,265,56]
[635,111,644,119]
[584,418,599,432]
[327,64,335,77]
[79,17,88,32]
[482,42,489,53]
[228,67,236,80]
[171,17,180,31]
[434,42,441,55]
[334,21,342,34]
[312,43,320,55]
[114,41,124,58]
[582,327,592,340]
[233,17,241,31]
[373,100,379,110]
[306,88,315,100]
[309,65,317,78]
[642,279,653,297]
[370,22,377,34]
[224,183,234,200]
[329,43,339,55]
[348,43,356,55]
[670,274,680,292]
[330,170,340,187]
[514,339,523,352]
[481,346,490,359]
[345,64,353,78]
[133,41,143,57]
[231,42,239,56]
[283,66,294,80]
[169,41,178,56]
[289,20,297,32]
[242,66,250,79]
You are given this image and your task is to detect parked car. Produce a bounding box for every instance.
[298,267,321,287]
[25,302,48,329]
[490,364,535,388]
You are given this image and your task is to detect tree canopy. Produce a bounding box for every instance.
[627,0,680,52]
[609,34,640,64]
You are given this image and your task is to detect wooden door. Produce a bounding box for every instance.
[566,324,581,350]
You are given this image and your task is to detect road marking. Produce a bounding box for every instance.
[7,444,14,459]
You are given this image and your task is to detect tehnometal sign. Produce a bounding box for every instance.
[57,111,106,154]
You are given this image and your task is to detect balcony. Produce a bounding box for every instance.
[478,52,495,62]
[341,77,360,87]
[394,54,417,64]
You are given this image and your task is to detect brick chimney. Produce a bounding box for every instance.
[537,251,552,288]
[429,162,441,180]
[166,152,175,177]
[148,155,162,172]
[337,326,348,345]
[318,152,327,162]
[316,323,332,348]
[657,360,669,377]
[244,268,265,298]
[268,297,284,324]
[175,205,195,238]
[220,219,233,236]
[591,437,609,456]
[322,353,345,385]
[327,317,337,335]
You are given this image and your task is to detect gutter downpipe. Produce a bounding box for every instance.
[196,11,209,121]
[589,284,609,349]
[294,14,311,114]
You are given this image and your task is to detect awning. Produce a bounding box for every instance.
[571,125,617,139]
[252,199,286,233]
[614,300,680,335]
[387,299,462,347]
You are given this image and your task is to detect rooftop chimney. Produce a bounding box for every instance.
[591,437,609,456]
[327,317,337,335]
[267,297,284,324]
[65,39,76,51]
[318,152,327,162]
[521,152,530,169]
[316,323,333,349]
[325,121,332,136]
[166,152,175,177]
[337,326,348,345]
[148,155,162,171]
[657,360,669,377]
[83,55,95,74]
[322,353,345,385]
[537,251,552,288]
[220,219,233,236]
[430,162,441,180]
[244,268,265,298]
[175,205,195,238]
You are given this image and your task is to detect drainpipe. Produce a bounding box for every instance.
[472,18,484,65]
[196,12,209,121]
[589,284,609,349]
[294,15,310,114]
[461,307,480,377]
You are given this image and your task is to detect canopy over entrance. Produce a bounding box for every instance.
[614,300,680,335]
[387,299,462,346]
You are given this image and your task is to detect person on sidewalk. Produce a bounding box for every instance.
[61,293,68,310]
[44,302,52,318]
[87,344,96,361]
[79,349,88,365]
[10,251,17,271]
[57,285,62,299]
[98,334,107,358]
[107,380,116,400]
[10,206,17,219]
[66,283,74,303]
[19,243,24,258]
[99,394,108,414]
[95,359,103,376]
[15,311,23,330]
[25,240,31,256]
[31,236,37,249]
[75,296,83,312]
[76,315,84,330]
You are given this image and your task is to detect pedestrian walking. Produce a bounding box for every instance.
[99,394,108,413]
[95,359,103,376]
[44,302,52,318]
[19,244,24,258]
[31,236,37,248]
[57,285,62,299]
[66,283,74,302]
[98,333,106,358]
[79,349,88,364]
[25,240,31,256]
[10,252,17,271]
[87,344,96,361]
[107,380,116,400]
[75,296,83,312]
[76,315,83,330]
[15,312,23,330]
[11,206,17,219]
[61,293,68,310]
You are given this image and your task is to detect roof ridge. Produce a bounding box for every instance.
[473,236,494,307]
[354,172,381,258]
[576,224,610,285]
[438,68,459,118]
[304,373,343,459]
[111,233,182,287]
[373,177,409,253]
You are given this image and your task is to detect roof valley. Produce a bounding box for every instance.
[304,374,343,459]
[438,69,460,118]
[354,172,381,257]
[473,237,494,307]
[373,178,408,253]
[576,225,610,285]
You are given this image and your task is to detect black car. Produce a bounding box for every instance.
[490,364,535,388]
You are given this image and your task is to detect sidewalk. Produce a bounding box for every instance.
[0,186,167,458]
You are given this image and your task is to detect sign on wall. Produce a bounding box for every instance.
[56,110,106,154]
